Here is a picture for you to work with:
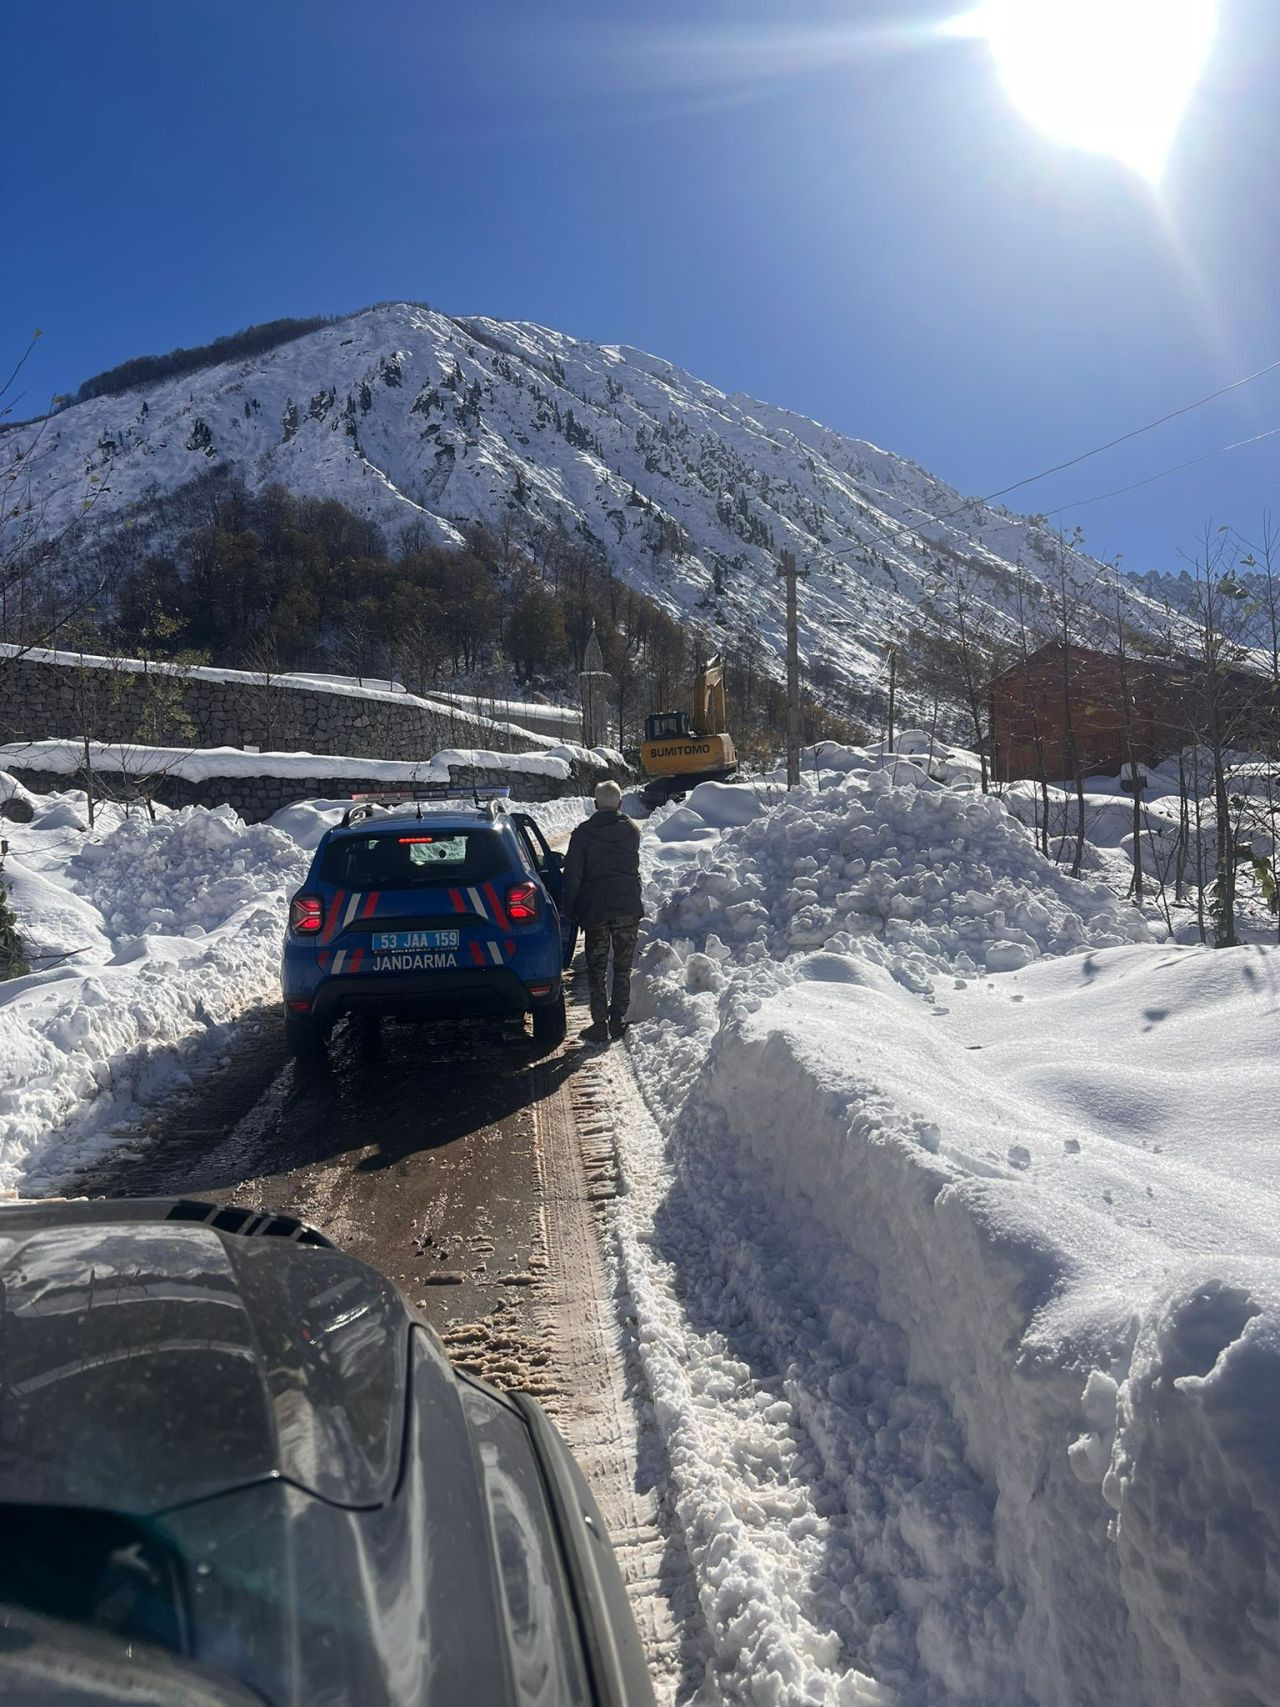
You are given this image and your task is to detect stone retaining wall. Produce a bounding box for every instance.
[0,652,547,761]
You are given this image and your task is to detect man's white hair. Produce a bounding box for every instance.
[594,779,623,811]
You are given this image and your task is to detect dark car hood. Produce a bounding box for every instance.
[0,1222,408,1516]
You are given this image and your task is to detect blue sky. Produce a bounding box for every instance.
[7,0,1278,573]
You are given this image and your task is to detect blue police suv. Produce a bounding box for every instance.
[282,792,570,1056]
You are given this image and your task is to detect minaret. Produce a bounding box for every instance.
[579,625,612,748]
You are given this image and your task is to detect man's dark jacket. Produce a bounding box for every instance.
[560,809,642,927]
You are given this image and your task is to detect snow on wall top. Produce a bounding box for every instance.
[3,303,1181,704]
[0,738,606,784]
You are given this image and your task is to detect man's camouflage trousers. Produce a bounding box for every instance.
[583,916,640,1024]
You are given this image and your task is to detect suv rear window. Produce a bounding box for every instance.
[320,828,508,890]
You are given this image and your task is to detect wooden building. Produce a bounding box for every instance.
[987,642,1188,784]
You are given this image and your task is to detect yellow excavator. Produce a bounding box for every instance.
[639,655,738,805]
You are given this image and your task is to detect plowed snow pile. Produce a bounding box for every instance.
[637,761,1148,1127]
[0,784,308,1183]
[621,752,1280,1705]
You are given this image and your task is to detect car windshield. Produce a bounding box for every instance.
[320,828,507,890]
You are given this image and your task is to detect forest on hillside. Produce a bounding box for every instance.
[71,317,339,406]
[10,471,865,761]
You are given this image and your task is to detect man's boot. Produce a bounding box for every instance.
[608,1011,628,1041]
[581,1020,610,1044]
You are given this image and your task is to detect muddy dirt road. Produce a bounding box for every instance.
[78,990,614,1389]
[73,981,695,1697]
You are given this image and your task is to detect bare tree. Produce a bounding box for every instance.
[1176,528,1268,948]
[58,614,204,823]
[1108,586,1146,904]
[1012,566,1051,856]
[906,553,1010,794]
[1044,537,1092,879]
[237,629,284,751]
[339,609,373,687]
[393,606,447,699]
[1174,747,1192,908]
[1235,513,1280,683]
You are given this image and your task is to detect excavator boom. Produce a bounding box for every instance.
[692,657,727,736]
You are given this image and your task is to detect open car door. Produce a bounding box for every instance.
[512,814,576,968]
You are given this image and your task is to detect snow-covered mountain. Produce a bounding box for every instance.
[6,302,1178,699]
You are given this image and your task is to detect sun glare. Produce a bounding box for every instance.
[970,0,1217,180]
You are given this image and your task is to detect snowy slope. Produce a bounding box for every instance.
[6,303,1178,703]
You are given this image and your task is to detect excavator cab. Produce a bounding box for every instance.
[643,711,694,743]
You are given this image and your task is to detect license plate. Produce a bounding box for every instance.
[370,929,461,951]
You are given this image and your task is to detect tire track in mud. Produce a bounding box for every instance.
[551,1023,715,1705]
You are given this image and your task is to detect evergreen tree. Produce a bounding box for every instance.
[0,845,29,981]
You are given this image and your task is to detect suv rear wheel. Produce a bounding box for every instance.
[531,991,567,1046]
[285,1011,326,1059]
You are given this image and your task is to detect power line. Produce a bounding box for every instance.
[845,407,1280,563]
[848,351,1280,540]
[977,353,1280,507]
[1048,424,1280,517]
[812,357,1280,597]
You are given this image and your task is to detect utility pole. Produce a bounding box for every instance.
[777,550,809,788]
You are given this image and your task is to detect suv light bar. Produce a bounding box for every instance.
[348,786,512,802]
[339,785,512,828]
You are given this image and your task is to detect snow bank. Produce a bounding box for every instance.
[653,765,1147,984]
[619,760,1280,1702]
[428,689,581,730]
[431,745,571,780]
[1000,755,1280,947]
[0,737,604,785]
[668,967,1280,1704]
[514,795,593,843]
[0,787,306,1184]
[636,766,1148,1126]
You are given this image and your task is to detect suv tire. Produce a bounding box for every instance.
[285,1011,326,1059]
[531,991,567,1046]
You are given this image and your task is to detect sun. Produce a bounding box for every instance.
[969,0,1217,181]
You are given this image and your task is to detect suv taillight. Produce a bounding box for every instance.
[290,894,324,935]
[506,881,540,923]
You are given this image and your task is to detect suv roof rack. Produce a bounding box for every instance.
[0,1196,334,1247]
[339,785,511,828]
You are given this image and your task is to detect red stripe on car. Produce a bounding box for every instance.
[318,950,330,970]
[484,882,510,931]
[321,890,346,943]
[361,893,378,918]
[349,948,364,973]
[450,888,466,913]
[504,938,515,958]
[470,942,485,966]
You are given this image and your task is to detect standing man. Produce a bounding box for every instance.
[560,780,642,1043]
